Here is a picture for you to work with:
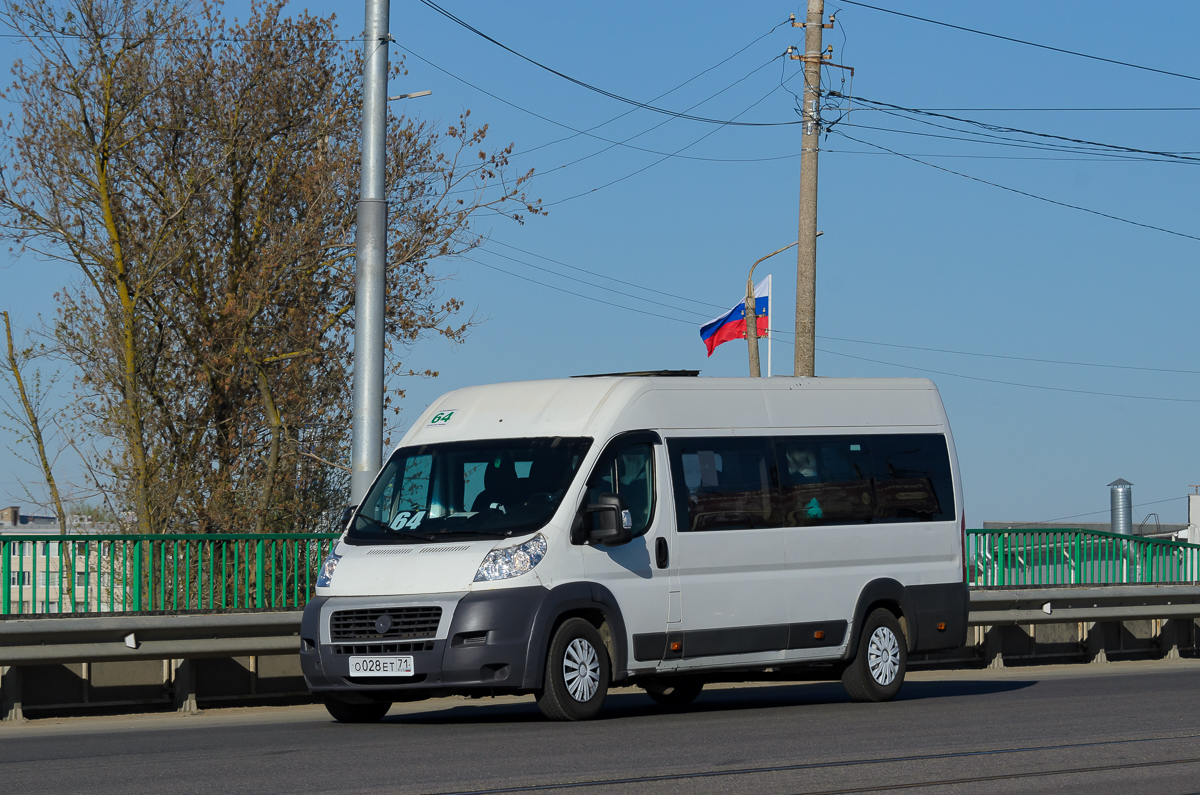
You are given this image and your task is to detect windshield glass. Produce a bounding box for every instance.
[347,437,592,544]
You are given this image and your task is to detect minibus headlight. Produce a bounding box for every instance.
[316,549,342,588]
[474,534,548,582]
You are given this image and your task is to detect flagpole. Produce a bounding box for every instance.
[744,244,794,377]
[767,274,772,378]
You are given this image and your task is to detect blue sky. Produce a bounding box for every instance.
[2,0,1198,526]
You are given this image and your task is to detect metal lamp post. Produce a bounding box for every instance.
[348,4,431,505]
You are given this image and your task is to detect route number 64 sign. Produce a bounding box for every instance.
[427,409,456,427]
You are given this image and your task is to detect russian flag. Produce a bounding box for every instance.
[699,277,770,357]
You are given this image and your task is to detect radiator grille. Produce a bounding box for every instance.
[334,640,436,655]
[329,606,442,641]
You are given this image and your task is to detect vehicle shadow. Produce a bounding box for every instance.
[382,678,1037,725]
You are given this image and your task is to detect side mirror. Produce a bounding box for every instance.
[584,493,634,546]
[338,505,355,531]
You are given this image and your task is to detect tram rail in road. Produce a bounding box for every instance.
[2,659,1199,794]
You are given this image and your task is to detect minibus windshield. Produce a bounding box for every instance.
[347,437,592,544]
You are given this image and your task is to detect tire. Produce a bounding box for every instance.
[322,695,392,723]
[642,678,703,709]
[841,608,907,703]
[536,617,611,721]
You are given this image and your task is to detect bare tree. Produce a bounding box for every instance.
[0,0,537,534]
[1,311,66,529]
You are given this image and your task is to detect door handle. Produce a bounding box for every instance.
[655,537,669,569]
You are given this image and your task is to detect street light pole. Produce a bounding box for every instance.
[745,241,798,378]
[350,0,390,505]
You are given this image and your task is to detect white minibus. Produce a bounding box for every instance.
[300,374,968,722]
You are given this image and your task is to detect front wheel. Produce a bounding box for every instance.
[841,608,907,702]
[536,618,611,721]
[322,695,392,723]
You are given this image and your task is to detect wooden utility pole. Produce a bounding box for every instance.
[793,0,826,377]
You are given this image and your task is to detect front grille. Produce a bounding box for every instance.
[329,606,442,642]
[333,641,436,655]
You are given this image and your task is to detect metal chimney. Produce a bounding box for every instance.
[1108,479,1133,535]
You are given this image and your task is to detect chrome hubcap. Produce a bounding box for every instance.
[867,626,901,686]
[563,638,600,702]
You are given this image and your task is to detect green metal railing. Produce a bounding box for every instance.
[5,528,1196,615]
[967,528,1200,587]
[1,533,338,616]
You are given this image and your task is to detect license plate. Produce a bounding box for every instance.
[348,656,414,677]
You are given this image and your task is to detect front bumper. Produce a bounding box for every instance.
[300,587,549,698]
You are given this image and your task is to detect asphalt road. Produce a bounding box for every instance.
[3,660,1200,795]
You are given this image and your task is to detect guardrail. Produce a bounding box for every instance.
[1,534,338,616]
[0,611,304,719]
[966,528,1200,587]
[967,584,1200,625]
[4,585,1200,720]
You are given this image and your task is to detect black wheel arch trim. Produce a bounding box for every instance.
[846,578,969,659]
[521,581,628,690]
[847,578,911,659]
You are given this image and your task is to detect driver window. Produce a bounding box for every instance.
[586,442,655,536]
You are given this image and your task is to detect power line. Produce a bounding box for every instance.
[463,251,1200,404]
[818,335,1200,376]
[0,30,364,43]
[823,148,1182,163]
[870,107,1200,113]
[399,44,801,166]
[542,72,799,207]
[486,241,726,312]
[536,55,781,182]
[461,255,705,325]
[485,241,1200,376]
[479,245,711,315]
[819,348,1200,404]
[416,0,801,127]
[841,94,1200,163]
[837,0,1200,83]
[1002,496,1187,527]
[838,121,1199,163]
[511,25,785,160]
[862,109,1200,163]
[833,130,1200,243]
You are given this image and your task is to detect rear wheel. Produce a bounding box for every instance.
[322,696,392,723]
[642,678,703,708]
[841,608,907,702]
[536,618,611,721]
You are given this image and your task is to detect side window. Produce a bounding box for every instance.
[872,434,955,522]
[777,436,874,527]
[586,442,656,536]
[668,437,776,532]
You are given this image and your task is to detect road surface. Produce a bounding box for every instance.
[2,659,1199,794]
